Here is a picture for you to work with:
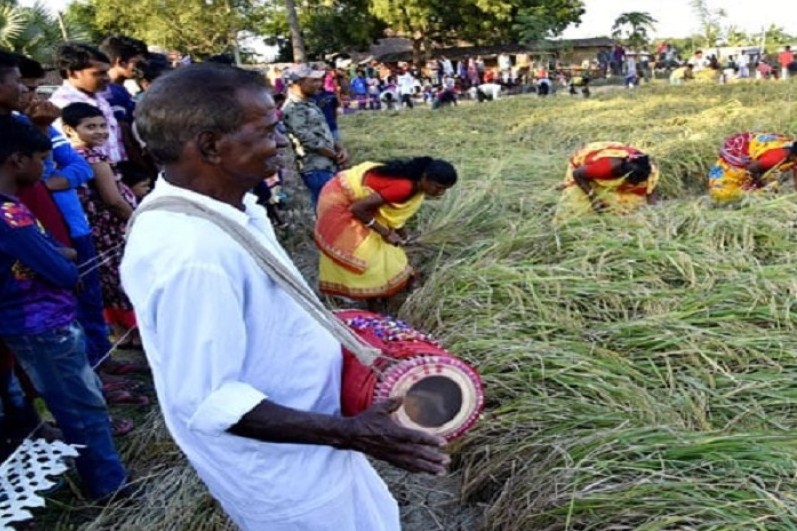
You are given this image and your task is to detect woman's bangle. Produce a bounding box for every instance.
[365,218,376,228]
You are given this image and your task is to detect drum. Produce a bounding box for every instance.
[338,310,484,441]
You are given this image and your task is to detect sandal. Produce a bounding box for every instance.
[104,389,150,406]
[111,417,135,437]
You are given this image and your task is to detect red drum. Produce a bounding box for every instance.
[338,310,484,441]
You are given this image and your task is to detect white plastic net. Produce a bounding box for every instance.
[0,438,81,530]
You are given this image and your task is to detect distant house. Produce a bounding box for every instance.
[354,37,614,67]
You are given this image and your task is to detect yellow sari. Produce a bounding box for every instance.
[314,162,424,299]
[554,142,660,225]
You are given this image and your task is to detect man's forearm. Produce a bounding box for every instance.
[228,398,351,449]
[314,146,338,160]
[228,396,450,475]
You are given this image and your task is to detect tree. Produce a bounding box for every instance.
[69,0,267,59]
[283,0,306,62]
[761,24,793,54]
[0,0,90,64]
[611,11,656,51]
[61,1,105,44]
[514,2,584,44]
[258,0,385,62]
[723,25,750,47]
[0,1,25,48]
[690,0,725,49]
[368,0,585,65]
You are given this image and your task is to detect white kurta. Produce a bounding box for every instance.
[120,179,399,530]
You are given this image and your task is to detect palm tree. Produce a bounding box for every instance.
[1,1,90,65]
[612,11,657,51]
[0,1,25,48]
[284,0,306,62]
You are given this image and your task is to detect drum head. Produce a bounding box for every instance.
[374,355,484,441]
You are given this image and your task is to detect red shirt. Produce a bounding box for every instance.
[363,172,415,203]
[779,50,794,68]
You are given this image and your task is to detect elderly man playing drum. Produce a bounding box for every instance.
[121,64,449,530]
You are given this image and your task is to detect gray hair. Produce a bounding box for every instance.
[134,63,268,164]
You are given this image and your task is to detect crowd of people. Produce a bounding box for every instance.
[0,34,179,501]
[267,53,568,113]
[602,43,797,88]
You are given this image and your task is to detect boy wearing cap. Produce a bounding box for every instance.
[282,64,349,208]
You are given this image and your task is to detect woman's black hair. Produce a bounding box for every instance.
[791,142,797,156]
[375,157,458,186]
[61,102,104,128]
[622,154,652,185]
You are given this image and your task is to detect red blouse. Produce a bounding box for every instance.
[363,172,415,203]
[758,148,790,172]
[582,158,616,180]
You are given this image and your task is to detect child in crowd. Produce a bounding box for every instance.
[61,103,146,360]
[0,117,128,500]
[116,160,152,200]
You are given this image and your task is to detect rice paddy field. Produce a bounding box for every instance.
[42,80,797,530]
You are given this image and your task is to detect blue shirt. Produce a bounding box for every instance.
[350,77,368,95]
[12,114,93,238]
[103,83,136,123]
[0,194,78,336]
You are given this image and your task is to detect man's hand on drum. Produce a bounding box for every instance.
[344,397,450,475]
[228,397,448,476]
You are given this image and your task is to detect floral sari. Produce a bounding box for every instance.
[708,132,795,203]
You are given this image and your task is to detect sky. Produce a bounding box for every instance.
[561,0,795,39]
[21,0,797,41]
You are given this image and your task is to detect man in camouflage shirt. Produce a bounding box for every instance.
[282,64,349,207]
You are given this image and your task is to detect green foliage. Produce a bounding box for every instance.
[0,0,91,65]
[72,0,268,58]
[0,1,25,48]
[259,0,385,61]
[690,0,726,48]
[513,1,585,44]
[724,25,751,47]
[368,0,585,61]
[762,24,793,54]
[62,1,105,44]
[612,11,657,51]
